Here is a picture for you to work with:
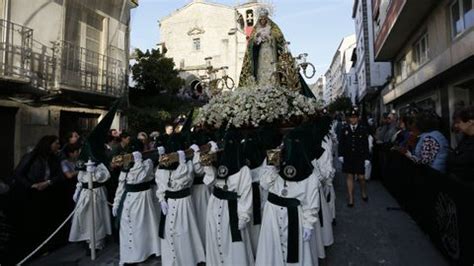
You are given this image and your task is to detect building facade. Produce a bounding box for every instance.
[324,34,357,104]
[312,76,325,104]
[352,0,391,117]
[343,59,358,105]
[0,0,137,179]
[323,69,332,105]
[373,0,474,145]
[158,0,269,92]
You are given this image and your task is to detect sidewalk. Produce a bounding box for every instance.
[29,175,447,266]
[324,174,447,266]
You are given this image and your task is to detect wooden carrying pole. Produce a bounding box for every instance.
[85,159,97,260]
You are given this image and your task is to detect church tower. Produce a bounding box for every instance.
[235,0,271,39]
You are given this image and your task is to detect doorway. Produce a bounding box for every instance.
[0,107,17,181]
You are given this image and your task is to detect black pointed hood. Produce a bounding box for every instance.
[241,131,266,170]
[215,129,244,179]
[188,129,213,147]
[279,127,314,182]
[78,99,121,167]
[302,117,327,161]
[258,127,283,150]
[161,132,186,170]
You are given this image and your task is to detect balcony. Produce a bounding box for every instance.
[0,19,126,99]
[0,19,33,83]
[374,0,438,61]
[54,41,125,97]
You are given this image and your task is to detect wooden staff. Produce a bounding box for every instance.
[85,159,97,260]
[158,143,211,167]
[199,148,282,166]
[111,143,212,168]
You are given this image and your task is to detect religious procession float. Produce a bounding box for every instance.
[75,8,337,266]
[111,7,329,170]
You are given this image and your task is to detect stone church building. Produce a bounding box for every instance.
[158,0,270,93]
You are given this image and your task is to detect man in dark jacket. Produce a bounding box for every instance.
[338,107,370,207]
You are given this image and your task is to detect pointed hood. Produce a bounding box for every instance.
[161,132,186,170]
[215,129,244,179]
[188,129,213,146]
[78,99,121,166]
[279,126,314,182]
[241,131,266,170]
[300,120,325,161]
[258,127,283,150]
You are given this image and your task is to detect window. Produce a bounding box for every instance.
[84,12,103,53]
[396,57,407,81]
[464,0,474,28]
[452,1,463,36]
[193,38,201,51]
[451,0,474,38]
[413,33,429,65]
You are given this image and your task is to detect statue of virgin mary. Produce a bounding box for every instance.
[239,8,315,97]
[239,8,285,87]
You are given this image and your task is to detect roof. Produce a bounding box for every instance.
[160,0,234,23]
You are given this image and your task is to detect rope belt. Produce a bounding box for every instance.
[212,186,242,242]
[159,187,192,239]
[267,192,301,263]
[115,180,155,229]
[252,182,262,225]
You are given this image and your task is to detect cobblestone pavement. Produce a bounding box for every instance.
[30,173,447,266]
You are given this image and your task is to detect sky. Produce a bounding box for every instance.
[130,0,356,84]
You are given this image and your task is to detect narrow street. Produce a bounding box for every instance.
[324,174,447,266]
[29,173,447,266]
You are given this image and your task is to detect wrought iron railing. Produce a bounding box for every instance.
[0,19,125,97]
[53,41,125,97]
[0,19,33,81]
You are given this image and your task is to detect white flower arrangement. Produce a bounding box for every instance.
[196,84,322,129]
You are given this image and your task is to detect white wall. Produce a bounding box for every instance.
[160,1,267,86]
[10,0,130,66]
[10,0,64,48]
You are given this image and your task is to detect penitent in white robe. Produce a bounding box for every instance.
[191,151,211,246]
[327,131,338,221]
[307,178,326,261]
[204,165,254,266]
[321,135,336,222]
[256,166,320,266]
[248,163,268,256]
[155,161,205,266]
[112,159,161,264]
[69,164,111,247]
[308,135,335,262]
